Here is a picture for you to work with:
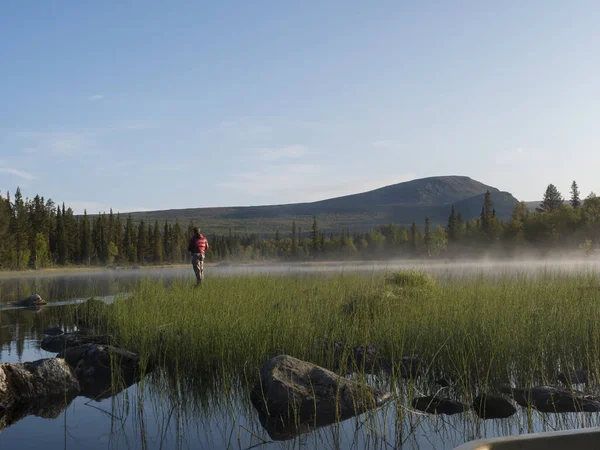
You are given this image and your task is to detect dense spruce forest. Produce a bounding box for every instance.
[0,181,599,270]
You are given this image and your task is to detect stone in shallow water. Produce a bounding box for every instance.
[58,344,144,401]
[558,370,587,385]
[12,294,46,307]
[500,385,600,413]
[0,359,79,411]
[251,355,392,441]
[41,331,117,353]
[43,327,65,336]
[412,396,467,415]
[472,394,516,419]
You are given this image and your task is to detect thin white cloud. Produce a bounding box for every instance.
[252,145,311,161]
[0,168,36,180]
[16,131,96,157]
[21,147,37,154]
[89,94,104,101]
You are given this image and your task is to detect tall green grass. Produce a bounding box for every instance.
[98,269,600,399]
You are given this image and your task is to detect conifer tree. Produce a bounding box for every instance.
[137,220,147,263]
[481,190,493,234]
[0,193,11,267]
[10,188,29,268]
[56,206,67,265]
[537,184,563,213]
[80,210,92,264]
[424,216,432,255]
[410,222,418,255]
[570,181,581,209]
[310,216,320,254]
[291,221,297,256]
[114,212,123,260]
[152,220,163,263]
[123,215,137,263]
[163,221,170,261]
[447,206,457,242]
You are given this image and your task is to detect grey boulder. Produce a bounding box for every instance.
[0,359,79,410]
[251,355,392,440]
[500,385,600,413]
[58,344,143,400]
[473,394,516,419]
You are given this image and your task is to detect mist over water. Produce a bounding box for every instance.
[2,258,600,307]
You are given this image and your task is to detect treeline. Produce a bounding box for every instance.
[1,181,599,269]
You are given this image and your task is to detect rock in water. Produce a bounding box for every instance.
[0,359,79,410]
[473,394,516,419]
[251,355,392,440]
[43,327,64,336]
[558,370,587,385]
[58,344,143,400]
[13,294,46,307]
[41,332,116,353]
[500,385,600,413]
[412,396,467,415]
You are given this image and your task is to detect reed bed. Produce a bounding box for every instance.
[99,270,600,394]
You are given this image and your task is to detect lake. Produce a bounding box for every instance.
[2,260,600,450]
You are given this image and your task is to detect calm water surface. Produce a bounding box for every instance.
[2,260,600,450]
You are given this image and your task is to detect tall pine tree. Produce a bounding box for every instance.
[537,184,563,213]
[570,181,581,209]
[424,216,432,256]
[80,210,92,264]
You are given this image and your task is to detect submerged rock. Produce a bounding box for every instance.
[412,396,466,415]
[58,344,143,400]
[0,359,79,410]
[398,356,421,378]
[558,370,587,385]
[41,331,116,353]
[13,294,46,308]
[43,327,64,336]
[473,394,516,419]
[251,355,392,440]
[500,385,600,413]
[436,377,452,388]
[327,340,421,378]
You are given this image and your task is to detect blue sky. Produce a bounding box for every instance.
[1,1,599,214]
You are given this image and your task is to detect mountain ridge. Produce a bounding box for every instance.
[125,176,520,236]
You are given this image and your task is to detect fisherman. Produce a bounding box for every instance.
[188,227,209,285]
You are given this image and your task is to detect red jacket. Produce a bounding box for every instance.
[188,234,209,254]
